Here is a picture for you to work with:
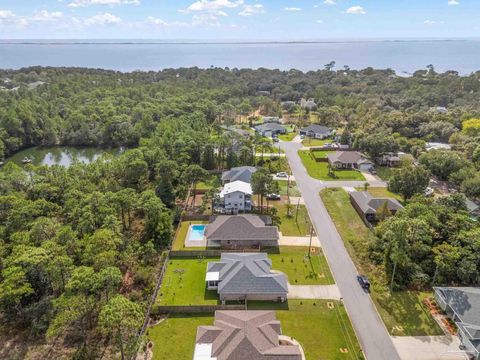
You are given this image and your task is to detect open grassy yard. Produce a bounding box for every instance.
[376,166,394,181]
[156,257,219,306]
[196,174,220,191]
[270,247,334,285]
[171,221,208,251]
[320,188,442,336]
[271,202,311,236]
[278,132,297,141]
[249,300,364,360]
[301,138,332,147]
[277,180,301,197]
[354,187,403,202]
[298,151,365,181]
[310,149,334,159]
[148,314,214,360]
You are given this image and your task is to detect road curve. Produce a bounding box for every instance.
[280,142,400,360]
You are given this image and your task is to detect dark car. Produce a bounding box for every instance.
[266,193,281,200]
[357,275,370,290]
[369,167,377,175]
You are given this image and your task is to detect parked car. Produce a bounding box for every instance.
[276,172,288,178]
[266,193,281,200]
[369,167,377,175]
[424,187,434,197]
[300,135,305,139]
[357,275,370,291]
[272,137,279,143]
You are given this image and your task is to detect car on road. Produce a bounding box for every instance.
[276,172,288,178]
[266,193,281,200]
[357,275,370,291]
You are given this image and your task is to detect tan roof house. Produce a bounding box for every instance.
[194,311,303,360]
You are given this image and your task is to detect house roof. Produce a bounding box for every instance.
[207,253,288,295]
[350,191,403,214]
[219,181,252,198]
[434,287,480,337]
[327,151,372,165]
[195,311,302,360]
[263,116,280,123]
[466,199,479,213]
[221,166,257,183]
[255,123,286,133]
[300,124,331,135]
[206,215,278,242]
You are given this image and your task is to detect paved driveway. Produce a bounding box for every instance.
[278,234,320,247]
[279,141,400,360]
[288,284,342,300]
[391,336,468,360]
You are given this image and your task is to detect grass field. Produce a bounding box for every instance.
[148,314,214,360]
[301,138,332,147]
[376,166,395,181]
[156,257,219,306]
[171,221,208,251]
[298,151,365,181]
[270,247,334,285]
[278,132,297,141]
[320,188,442,336]
[249,300,364,360]
[277,180,301,197]
[271,202,311,236]
[196,174,220,190]
[310,150,334,159]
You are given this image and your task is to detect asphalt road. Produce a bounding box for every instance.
[280,141,400,360]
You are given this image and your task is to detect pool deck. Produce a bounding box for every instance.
[184,224,208,248]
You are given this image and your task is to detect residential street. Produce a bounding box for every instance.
[279,141,400,360]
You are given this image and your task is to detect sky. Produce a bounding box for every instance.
[0,0,477,39]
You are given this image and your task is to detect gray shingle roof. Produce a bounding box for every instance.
[300,124,331,135]
[255,123,286,133]
[207,253,288,295]
[206,215,279,242]
[196,311,302,360]
[327,151,372,165]
[221,166,257,183]
[350,191,403,214]
[435,287,480,326]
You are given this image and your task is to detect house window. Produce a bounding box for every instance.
[227,195,230,198]
[239,195,243,199]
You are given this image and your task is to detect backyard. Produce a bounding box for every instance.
[278,132,297,141]
[298,151,365,181]
[270,247,334,285]
[270,202,311,236]
[277,179,301,197]
[155,257,219,306]
[196,174,220,190]
[301,138,332,147]
[171,221,208,251]
[249,300,364,360]
[320,188,442,336]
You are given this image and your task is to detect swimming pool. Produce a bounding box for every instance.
[187,224,206,241]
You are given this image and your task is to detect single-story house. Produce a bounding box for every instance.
[376,153,401,167]
[300,98,317,111]
[255,123,287,137]
[466,198,480,219]
[299,124,332,139]
[206,214,279,249]
[206,253,288,302]
[327,151,374,171]
[219,181,252,213]
[263,116,281,123]
[221,166,256,184]
[194,310,302,360]
[350,191,403,223]
[434,287,480,360]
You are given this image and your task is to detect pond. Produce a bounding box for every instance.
[4,146,124,167]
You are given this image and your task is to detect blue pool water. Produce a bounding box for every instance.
[188,225,206,242]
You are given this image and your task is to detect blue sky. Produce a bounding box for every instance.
[0,0,477,39]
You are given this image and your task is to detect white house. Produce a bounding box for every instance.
[219,181,252,212]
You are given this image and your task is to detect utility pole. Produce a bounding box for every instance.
[295,197,301,222]
[308,226,314,257]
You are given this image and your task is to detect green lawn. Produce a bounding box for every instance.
[277,180,301,197]
[196,175,220,191]
[156,258,219,306]
[270,247,334,285]
[320,188,442,336]
[311,150,334,159]
[301,138,332,147]
[249,300,364,360]
[278,132,297,141]
[148,314,214,360]
[271,202,311,236]
[376,166,394,181]
[298,151,365,181]
[171,221,208,251]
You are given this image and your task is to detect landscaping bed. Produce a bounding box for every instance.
[249,300,364,360]
[320,188,443,336]
[298,151,365,181]
[270,247,334,285]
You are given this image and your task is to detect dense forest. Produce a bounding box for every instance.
[1,66,480,358]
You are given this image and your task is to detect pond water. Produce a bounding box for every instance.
[4,146,123,167]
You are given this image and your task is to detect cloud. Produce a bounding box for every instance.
[447,0,459,5]
[238,4,265,16]
[68,0,140,8]
[146,16,189,28]
[183,0,243,13]
[0,9,15,19]
[316,19,323,23]
[345,6,366,14]
[84,12,121,25]
[424,19,443,25]
[323,0,336,5]
[30,10,63,22]
[284,7,301,11]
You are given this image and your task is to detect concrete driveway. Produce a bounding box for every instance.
[288,284,342,300]
[391,336,468,360]
[279,141,400,360]
[278,234,320,247]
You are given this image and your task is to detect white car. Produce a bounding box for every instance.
[276,172,288,178]
[424,187,434,196]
